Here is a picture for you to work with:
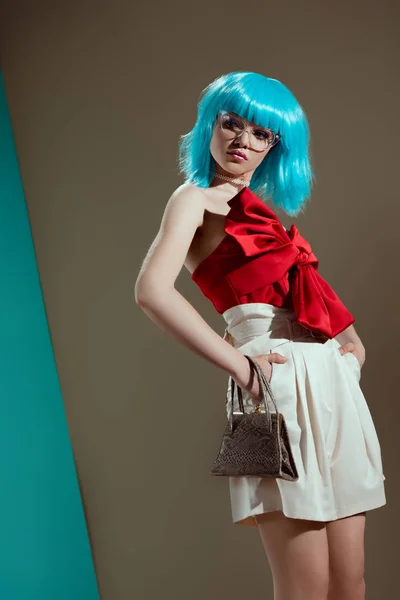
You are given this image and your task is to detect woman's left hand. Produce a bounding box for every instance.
[338,341,365,368]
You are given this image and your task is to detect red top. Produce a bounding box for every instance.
[191,186,355,338]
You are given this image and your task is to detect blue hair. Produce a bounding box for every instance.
[178,71,315,217]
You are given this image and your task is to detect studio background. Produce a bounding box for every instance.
[0,1,398,598]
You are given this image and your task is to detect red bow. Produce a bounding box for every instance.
[224,194,354,338]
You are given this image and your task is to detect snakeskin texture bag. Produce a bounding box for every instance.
[210,355,299,481]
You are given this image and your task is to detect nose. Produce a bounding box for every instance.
[235,128,250,147]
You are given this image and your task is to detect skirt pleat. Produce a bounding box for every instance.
[222,302,386,527]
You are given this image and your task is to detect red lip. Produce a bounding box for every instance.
[227,150,247,160]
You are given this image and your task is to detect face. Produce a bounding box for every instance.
[209,111,277,179]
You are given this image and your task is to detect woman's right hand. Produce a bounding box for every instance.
[236,352,288,403]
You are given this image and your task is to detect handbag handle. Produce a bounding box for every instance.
[228,355,280,433]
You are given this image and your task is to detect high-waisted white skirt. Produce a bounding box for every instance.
[222,302,386,527]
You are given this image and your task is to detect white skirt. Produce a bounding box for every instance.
[222,302,386,527]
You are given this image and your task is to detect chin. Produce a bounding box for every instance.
[222,158,246,171]
[214,154,248,175]
[226,164,249,177]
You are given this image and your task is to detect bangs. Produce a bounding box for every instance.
[210,75,303,141]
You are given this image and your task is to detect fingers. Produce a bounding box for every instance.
[338,341,356,355]
[267,352,288,363]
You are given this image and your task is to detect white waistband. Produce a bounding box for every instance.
[222,302,326,347]
[222,302,297,328]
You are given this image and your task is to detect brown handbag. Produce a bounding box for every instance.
[210,355,299,481]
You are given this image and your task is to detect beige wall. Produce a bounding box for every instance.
[0,1,398,598]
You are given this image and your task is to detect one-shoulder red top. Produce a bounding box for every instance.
[191,186,355,338]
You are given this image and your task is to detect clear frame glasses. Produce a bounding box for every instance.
[216,110,281,151]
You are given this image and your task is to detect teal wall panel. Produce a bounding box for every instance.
[0,71,100,599]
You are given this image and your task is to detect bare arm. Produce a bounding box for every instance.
[335,324,361,347]
[134,184,254,390]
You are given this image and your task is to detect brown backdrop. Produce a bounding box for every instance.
[0,1,398,598]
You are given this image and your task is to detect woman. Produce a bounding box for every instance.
[135,71,386,600]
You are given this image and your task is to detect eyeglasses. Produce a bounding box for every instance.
[216,110,281,151]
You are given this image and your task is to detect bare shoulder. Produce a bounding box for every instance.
[165,182,206,218]
[166,182,228,217]
[156,182,210,235]
[169,181,205,199]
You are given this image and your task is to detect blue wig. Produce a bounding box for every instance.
[178,71,315,217]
